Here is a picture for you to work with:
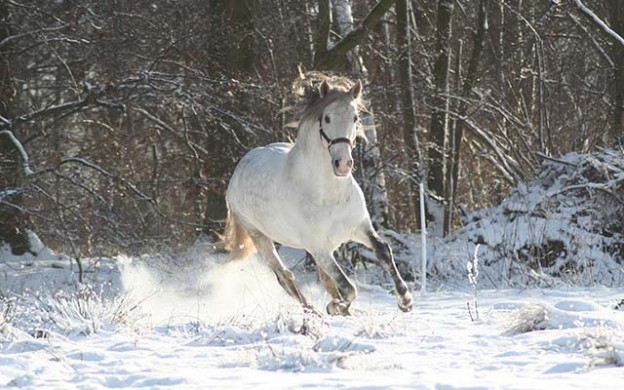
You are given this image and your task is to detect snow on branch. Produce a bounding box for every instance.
[0,130,34,177]
[570,0,624,47]
[315,0,395,69]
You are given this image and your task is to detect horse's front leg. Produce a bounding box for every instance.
[313,252,357,316]
[352,224,413,312]
[250,232,311,309]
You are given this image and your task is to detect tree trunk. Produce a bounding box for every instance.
[0,2,31,255]
[569,0,623,144]
[396,0,424,228]
[315,0,395,70]
[427,0,454,235]
[444,39,462,235]
[207,0,256,76]
[608,0,624,143]
[228,0,256,75]
[330,0,389,227]
[313,0,331,64]
[444,0,487,234]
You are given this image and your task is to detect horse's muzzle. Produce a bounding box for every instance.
[333,157,353,177]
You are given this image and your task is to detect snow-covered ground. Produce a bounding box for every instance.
[1,242,623,389]
[1,149,623,388]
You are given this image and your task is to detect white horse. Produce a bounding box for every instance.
[223,80,413,315]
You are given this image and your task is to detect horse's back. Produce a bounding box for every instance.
[226,142,292,227]
[229,142,291,181]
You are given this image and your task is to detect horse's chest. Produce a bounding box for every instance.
[299,196,351,224]
[292,192,357,236]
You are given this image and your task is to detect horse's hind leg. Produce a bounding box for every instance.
[314,253,356,316]
[352,225,413,312]
[250,233,311,310]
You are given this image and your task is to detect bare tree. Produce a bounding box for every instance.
[324,0,389,227]
[444,0,487,234]
[0,0,620,260]
[208,0,257,76]
[427,0,454,234]
[314,0,396,70]
[0,2,31,255]
[603,0,624,143]
[396,0,424,227]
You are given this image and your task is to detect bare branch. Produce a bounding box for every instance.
[533,152,579,167]
[316,0,396,69]
[58,158,155,203]
[0,24,68,49]
[0,130,33,176]
[132,106,210,156]
[1,88,124,131]
[570,0,624,46]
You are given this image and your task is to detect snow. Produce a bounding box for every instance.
[1,243,623,389]
[1,149,623,388]
[428,150,624,289]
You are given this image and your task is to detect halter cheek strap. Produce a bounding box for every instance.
[318,117,355,150]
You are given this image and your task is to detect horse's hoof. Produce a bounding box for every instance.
[326,300,351,316]
[397,291,414,313]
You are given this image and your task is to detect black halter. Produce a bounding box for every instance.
[318,117,355,150]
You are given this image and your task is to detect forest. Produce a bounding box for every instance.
[1,2,624,386]
[1,0,622,262]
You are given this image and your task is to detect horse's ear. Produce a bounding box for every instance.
[319,80,330,97]
[349,80,362,99]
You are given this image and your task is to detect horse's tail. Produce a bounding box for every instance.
[222,207,257,261]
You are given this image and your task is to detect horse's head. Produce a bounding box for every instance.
[317,80,363,177]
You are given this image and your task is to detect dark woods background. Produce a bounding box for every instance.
[0,0,622,258]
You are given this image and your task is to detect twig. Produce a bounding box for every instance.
[59,158,155,203]
[467,244,480,321]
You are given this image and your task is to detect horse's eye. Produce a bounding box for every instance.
[353,115,358,123]
[324,115,330,124]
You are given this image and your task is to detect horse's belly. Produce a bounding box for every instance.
[250,192,361,251]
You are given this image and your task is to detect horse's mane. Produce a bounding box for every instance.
[292,71,354,104]
[292,71,366,136]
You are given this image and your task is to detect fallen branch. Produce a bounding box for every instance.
[547,182,624,206]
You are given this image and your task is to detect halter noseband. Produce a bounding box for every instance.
[318,117,355,150]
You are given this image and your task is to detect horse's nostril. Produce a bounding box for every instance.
[334,159,340,168]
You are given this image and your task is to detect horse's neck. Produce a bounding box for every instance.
[287,121,347,197]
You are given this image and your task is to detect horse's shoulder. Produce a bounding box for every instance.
[265,142,293,153]
[237,143,292,170]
